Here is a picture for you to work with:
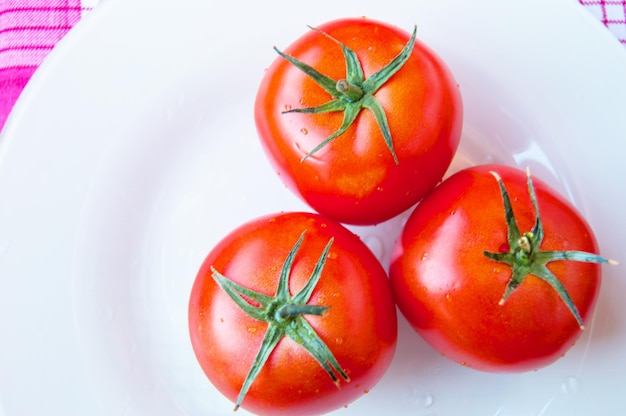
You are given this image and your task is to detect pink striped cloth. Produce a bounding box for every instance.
[0,0,96,131]
[1,1,625,133]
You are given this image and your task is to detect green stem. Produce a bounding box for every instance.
[484,169,616,329]
[336,79,364,102]
[276,303,329,320]
[210,231,349,411]
[274,25,418,162]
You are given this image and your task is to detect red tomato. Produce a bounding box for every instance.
[189,212,397,415]
[255,17,462,225]
[389,164,613,372]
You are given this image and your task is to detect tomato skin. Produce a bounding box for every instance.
[189,212,397,415]
[255,17,462,225]
[389,164,602,372]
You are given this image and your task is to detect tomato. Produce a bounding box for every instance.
[189,212,397,415]
[255,17,462,225]
[389,164,614,372]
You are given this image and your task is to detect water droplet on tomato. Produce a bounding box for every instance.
[300,128,308,135]
[562,376,581,395]
[420,252,428,261]
[247,327,258,334]
[284,104,292,111]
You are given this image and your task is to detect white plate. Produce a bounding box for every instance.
[1,0,625,414]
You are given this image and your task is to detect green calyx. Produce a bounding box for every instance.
[210,231,349,411]
[484,169,617,329]
[274,25,418,164]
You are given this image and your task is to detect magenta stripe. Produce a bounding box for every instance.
[0,26,74,46]
[0,47,56,67]
[0,28,72,53]
[579,0,625,4]
[0,44,54,53]
[0,64,37,70]
[0,7,85,17]
[0,66,38,131]
[0,7,85,26]
[0,66,37,79]
[0,8,84,28]
[0,25,73,33]
[0,65,40,72]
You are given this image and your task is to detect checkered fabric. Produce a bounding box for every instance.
[579,0,626,45]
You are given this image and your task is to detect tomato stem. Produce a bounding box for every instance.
[210,232,349,411]
[518,234,533,255]
[276,303,329,320]
[275,25,418,164]
[484,169,616,329]
[336,79,364,102]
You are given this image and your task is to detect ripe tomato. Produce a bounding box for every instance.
[189,212,397,415]
[255,17,462,225]
[389,164,614,372]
